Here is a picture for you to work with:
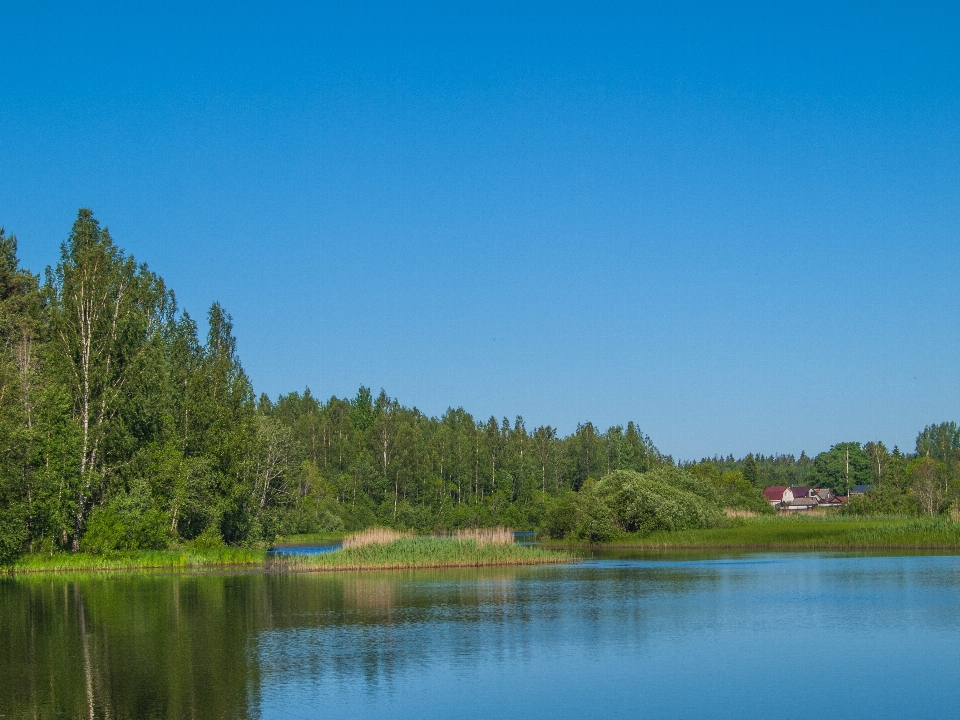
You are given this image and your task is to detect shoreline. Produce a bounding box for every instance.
[10,516,960,575]
[542,515,960,552]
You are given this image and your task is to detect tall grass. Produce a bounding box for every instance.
[561,515,960,550]
[723,509,759,519]
[450,526,514,546]
[342,527,410,549]
[276,536,573,572]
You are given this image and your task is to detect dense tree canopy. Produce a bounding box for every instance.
[0,210,958,562]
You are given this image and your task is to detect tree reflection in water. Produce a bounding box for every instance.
[0,562,716,718]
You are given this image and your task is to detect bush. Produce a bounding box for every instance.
[575,492,621,542]
[841,487,921,516]
[80,482,170,553]
[643,466,719,503]
[542,493,579,539]
[186,525,226,549]
[586,469,725,537]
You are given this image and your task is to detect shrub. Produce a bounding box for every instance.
[587,469,725,537]
[186,525,226,549]
[80,481,170,553]
[542,494,579,539]
[841,487,921,516]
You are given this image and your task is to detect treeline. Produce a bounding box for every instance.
[0,210,670,562]
[689,423,960,516]
[2,210,958,563]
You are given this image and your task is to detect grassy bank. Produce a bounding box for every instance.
[545,515,960,550]
[4,547,267,575]
[274,536,575,571]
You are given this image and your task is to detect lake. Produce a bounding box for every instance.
[3,551,959,719]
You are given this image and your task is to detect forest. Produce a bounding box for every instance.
[2,210,959,564]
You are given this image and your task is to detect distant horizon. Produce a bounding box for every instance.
[3,1,958,460]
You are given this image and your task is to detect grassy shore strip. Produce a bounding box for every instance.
[274,536,575,572]
[546,516,960,550]
[4,547,267,575]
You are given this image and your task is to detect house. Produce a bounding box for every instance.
[763,486,794,507]
[851,484,872,496]
[787,497,820,510]
[815,488,835,502]
[788,486,816,499]
[815,488,843,507]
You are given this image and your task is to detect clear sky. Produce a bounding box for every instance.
[1,1,958,460]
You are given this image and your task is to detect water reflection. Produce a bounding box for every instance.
[4,554,960,719]
[0,574,261,719]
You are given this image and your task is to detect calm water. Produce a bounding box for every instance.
[3,552,960,719]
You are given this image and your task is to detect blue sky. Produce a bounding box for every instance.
[2,1,959,460]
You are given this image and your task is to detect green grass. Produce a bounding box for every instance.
[545,515,960,550]
[4,547,266,575]
[4,538,571,576]
[274,536,575,571]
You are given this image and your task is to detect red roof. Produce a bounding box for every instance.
[763,486,788,501]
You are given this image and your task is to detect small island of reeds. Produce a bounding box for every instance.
[273,527,574,572]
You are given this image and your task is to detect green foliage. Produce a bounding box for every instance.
[692,452,815,488]
[3,210,960,560]
[684,463,773,513]
[80,481,170,553]
[916,422,960,464]
[1,212,672,556]
[742,454,759,486]
[840,486,920,516]
[543,493,579,539]
[0,503,28,566]
[544,469,727,542]
[592,469,724,537]
[905,457,957,515]
[186,526,227,550]
[807,442,872,492]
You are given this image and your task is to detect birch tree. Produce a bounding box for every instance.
[46,210,170,549]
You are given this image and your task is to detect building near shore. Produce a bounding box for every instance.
[763,486,794,506]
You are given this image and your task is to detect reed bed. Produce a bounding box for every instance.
[4,547,266,575]
[451,526,514,546]
[276,536,573,572]
[342,527,411,549]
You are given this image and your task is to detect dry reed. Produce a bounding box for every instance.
[341,527,410,549]
[451,527,514,547]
